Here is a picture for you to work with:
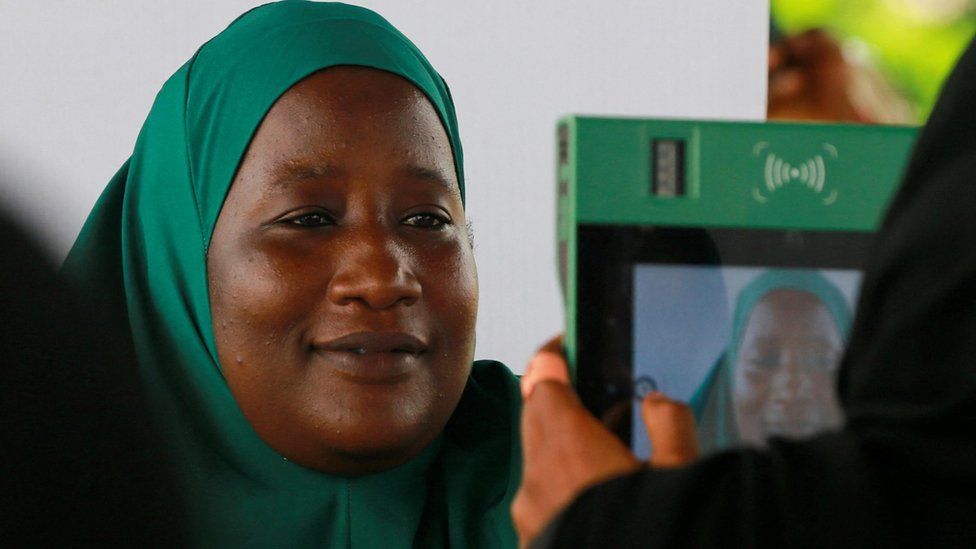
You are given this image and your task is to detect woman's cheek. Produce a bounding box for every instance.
[420,236,478,305]
[735,369,771,409]
[211,248,314,355]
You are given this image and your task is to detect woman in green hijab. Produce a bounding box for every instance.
[690,269,853,453]
[63,2,519,547]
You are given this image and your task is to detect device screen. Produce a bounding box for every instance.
[630,264,861,458]
[574,225,873,457]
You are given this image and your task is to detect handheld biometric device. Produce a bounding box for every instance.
[556,117,917,457]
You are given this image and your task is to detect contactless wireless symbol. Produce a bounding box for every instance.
[751,142,839,205]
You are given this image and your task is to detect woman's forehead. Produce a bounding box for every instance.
[226,70,460,207]
[756,289,826,312]
[744,290,840,340]
[243,69,455,174]
[280,67,429,112]
[262,68,441,140]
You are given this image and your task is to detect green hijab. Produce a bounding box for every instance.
[62,2,519,547]
[689,269,852,452]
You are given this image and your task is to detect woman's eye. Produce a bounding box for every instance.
[800,353,839,372]
[403,212,450,229]
[285,211,334,227]
[745,356,779,371]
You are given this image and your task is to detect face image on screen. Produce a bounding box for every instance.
[630,265,861,459]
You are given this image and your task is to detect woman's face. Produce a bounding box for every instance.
[207,67,477,475]
[732,288,844,444]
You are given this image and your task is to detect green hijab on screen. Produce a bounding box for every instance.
[689,269,852,452]
[62,2,520,547]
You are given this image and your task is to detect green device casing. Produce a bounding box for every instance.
[557,117,918,384]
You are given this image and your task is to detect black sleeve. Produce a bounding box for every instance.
[534,432,897,549]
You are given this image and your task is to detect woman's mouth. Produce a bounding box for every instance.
[313,332,428,384]
[760,405,834,438]
[321,331,427,354]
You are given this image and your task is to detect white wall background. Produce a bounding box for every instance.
[0,0,768,372]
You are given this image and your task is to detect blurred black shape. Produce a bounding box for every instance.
[0,205,183,546]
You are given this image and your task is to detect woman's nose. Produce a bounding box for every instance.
[326,231,422,310]
[770,361,813,401]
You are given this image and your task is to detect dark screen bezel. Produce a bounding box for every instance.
[574,224,875,445]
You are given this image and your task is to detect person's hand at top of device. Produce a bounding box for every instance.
[512,336,699,547]
[768,29,862,122]
[768,29,914,124]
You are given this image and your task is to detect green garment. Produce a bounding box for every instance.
[689,269,853,452]
[62,2,519,547]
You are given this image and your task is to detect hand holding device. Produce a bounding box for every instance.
[514,337,698,547]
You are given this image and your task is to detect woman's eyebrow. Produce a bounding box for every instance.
[402,164,456,191]
[262,162,457,193]
[261,163,342,195]
[269,163,344,187]
[751,335,836,343]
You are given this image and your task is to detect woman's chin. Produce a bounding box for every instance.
[278,423,441,476]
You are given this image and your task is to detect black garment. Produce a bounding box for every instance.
[0,211,183,545]
[535,38,976,548]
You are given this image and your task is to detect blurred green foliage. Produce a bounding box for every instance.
[772,0,975,121]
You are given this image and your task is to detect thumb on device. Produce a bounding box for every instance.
[641,392,699,468]
[520,336,570,399]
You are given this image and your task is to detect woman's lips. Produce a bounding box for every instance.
[313,332,427,384]
[760,405,830,438]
